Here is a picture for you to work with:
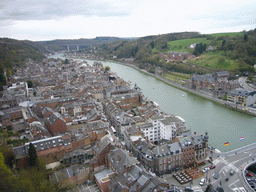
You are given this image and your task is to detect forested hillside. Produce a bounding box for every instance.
[0,38,46,87]
[38,36,122,52]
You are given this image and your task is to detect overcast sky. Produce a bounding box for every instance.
[0,0,255,41]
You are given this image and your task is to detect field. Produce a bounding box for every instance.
[187,52,239,70]
[163,72,192,84]
[166,38,211,53]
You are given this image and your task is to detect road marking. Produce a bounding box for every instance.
[229,179,240,187]
[66,168,71,178]
[192,186,203,192]
[213,159,220,165]
[219,158,239,172]
[238,187,247,192]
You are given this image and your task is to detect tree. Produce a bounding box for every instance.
[28,143,38,167]
[27,80,33,88]
[105,66,110,71]
[244,34,248,41]
[64,59,69,64]
[0,152,16,192]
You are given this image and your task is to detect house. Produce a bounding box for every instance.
[22,107,39,125]
[94,169,115,192]
[61,148,93,165]
[107,163,169,192]
[0,107,23,127]
[215,71,230,79]
[13,135,73,165]
[161,51,194,62]
[42,107,54,118]
[91,139,113,170]
[50,164,90,188]
[187,74,215,90]
[45,112,67,135]
[227,88,256,107]
[175,134,195,168]
[108,148,140,175]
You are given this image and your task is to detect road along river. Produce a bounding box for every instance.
[49,54,256,152]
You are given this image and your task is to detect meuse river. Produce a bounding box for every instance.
[49,54,256,152]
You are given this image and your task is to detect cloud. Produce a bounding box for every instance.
[0,0,138,22]
[0,0,255,41]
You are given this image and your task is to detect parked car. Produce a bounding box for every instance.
[185,187,193,191]
[203,168,210,173]
[167,187,180,192]
[214,172,219,179]
[209,165,216,169]
[249,182,255,188]
[246,173,253,177]
[200,178,205,186]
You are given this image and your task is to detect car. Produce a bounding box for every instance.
[185,187,193,191]
[249,182,255,189]
[202,168,210,173]
[230,170,235,175]
[200,178,205,186]
[213,172,219,179]
[246,173,253,177]
[209,165,216,169]
[167,187,180,192]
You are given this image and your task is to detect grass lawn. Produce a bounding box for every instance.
[166,38,211,53]
[187,52,239,70]
[163,72,192,84]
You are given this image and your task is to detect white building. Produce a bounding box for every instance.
[139,115,183,143]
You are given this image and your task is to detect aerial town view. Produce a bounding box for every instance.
[1,0,256,192]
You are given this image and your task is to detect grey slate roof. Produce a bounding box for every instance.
[152,144,170,157]
[93,139,109,155]
[48,112,65,126]
[229,88,256,97]
[216,71,229,77]
[13,135,72,158]
[63,148,92,159]
[108,148,139,174]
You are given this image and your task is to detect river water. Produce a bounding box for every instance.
[49,54,256,152]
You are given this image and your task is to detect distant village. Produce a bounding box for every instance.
[1,57,213,191]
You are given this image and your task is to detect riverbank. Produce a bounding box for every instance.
[106,60,256,117]
[51,53,256,152]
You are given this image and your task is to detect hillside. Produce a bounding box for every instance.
[0,38,46,87]
[38,36,122,52]
[95,29,256,75]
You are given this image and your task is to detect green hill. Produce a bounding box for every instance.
[0,38,46,87]
[96,30,256,75]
